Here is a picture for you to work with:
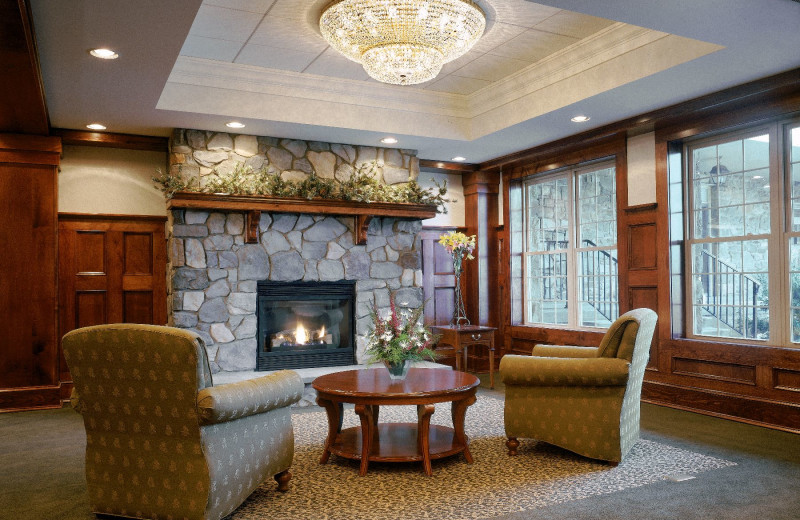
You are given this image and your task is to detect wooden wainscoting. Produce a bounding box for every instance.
[0,135,60,412]
[57,214,168,396]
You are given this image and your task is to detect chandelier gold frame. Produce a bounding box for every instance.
[319,0,486,86]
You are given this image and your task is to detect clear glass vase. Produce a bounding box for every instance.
[384,359,411,380]
[451,255,470,327]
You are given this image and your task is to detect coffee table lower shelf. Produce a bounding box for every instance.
[330,423,468,462]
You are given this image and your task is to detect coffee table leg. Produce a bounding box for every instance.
[354,404,374,476]
[316,397,342,465]
[451,393,477,464]
[417,404,435,476]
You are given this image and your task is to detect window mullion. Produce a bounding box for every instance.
[568,171,578,327]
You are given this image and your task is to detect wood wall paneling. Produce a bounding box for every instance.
[0,0,49,135]
[462,171,499,329]
[0,135,60,412]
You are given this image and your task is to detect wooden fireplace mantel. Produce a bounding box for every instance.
[166,192,438,245]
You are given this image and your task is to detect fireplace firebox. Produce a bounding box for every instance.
[256,280,356,371]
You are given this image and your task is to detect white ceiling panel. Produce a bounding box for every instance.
[235,43,321,71]
[189,5,264,42]
[265,0,314,21]
[304,54,370,81]
[469,22,529,54]
[532,11,615,38]
[488,29,577,62]
[203,0,276,14]
[249,15,328,53]
[450,53,533,81]
[425,75,492,95]
[491,0,561,28]
[180,35,243,61]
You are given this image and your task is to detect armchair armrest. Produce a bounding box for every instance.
[532,344,599,358]
[500,355,630,387]
[197,370,304,425]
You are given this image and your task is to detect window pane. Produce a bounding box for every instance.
[790,237,800,344]
[577,167,616,248]
[528,177,569,252]
[691,241,768,340]
[743,135,769,170]
[526,253,568,325]
[577,248,618,328]
[791,128,800,231]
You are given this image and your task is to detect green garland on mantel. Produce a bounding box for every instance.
[154,161,451,214]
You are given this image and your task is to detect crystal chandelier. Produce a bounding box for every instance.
[319,0,486,85]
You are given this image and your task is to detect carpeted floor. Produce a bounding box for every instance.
[232,396,733,520]
[1,379,800,520]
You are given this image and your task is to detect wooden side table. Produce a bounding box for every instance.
[431,325,497,388]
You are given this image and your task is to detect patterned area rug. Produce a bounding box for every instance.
[231,396,735,520]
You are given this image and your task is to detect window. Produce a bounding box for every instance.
[521,161,619,328]
[681,119,800,344]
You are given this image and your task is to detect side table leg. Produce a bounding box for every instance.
[454,344,462,372]
[316,397,341,465]
[354,404,374,476]
[451,393,477,463]
[417,404,436,476]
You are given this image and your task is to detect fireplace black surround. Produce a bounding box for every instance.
[256,280,356,371]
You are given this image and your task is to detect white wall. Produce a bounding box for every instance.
[627,132,657,206]
[418,170,465,227]
[59,145,167,216]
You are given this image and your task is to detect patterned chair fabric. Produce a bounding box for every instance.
[62,324,304,520]
[499,308,657,463]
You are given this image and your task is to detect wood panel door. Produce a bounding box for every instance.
[420,227,462,326]
[58,214,167,384]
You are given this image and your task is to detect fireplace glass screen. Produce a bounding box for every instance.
[257,281,355,371]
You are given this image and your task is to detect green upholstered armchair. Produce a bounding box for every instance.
[499,308,657,463]
[62,324,304,520]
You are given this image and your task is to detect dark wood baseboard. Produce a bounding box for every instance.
[0,385,63,413]
[642,380,800,434]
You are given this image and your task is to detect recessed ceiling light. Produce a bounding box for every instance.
[752,175,763,179]
[89,48,119,60]
[380,137,398,144]
[226,121,246,129]
[86,123,106,130]
[571,115,590,123]
[452,156,466,162]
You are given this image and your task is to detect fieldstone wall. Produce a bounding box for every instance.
[169,211,424,372]
[169,129,420,187]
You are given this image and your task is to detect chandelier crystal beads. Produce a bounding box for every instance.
[320,0,486,85]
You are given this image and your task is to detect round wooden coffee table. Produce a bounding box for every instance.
[312,368,480,476]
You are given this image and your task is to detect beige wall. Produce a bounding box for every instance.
[58,145,167,216]
[626,132,657,206]
[418,170,465,227]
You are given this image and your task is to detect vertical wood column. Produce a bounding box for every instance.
[462,171,500,327]
[0,134,62,412]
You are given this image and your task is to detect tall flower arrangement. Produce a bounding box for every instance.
[365,294,438,366]
[438,231,476,326]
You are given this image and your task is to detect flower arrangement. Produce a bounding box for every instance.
[438,231,476,265]
[438,231,476,326]
[365,294,439,367]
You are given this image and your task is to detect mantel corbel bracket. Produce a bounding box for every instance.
[245,210,261,243]
[355,214,372,245]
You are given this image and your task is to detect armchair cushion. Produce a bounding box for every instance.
[501,355,630,387]
[198,370,304,425]
[532,344,599,358]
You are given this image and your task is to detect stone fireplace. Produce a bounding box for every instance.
[165,128,431,373]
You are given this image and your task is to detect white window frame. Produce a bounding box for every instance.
[682,119,799,346]
[521,159,618,330]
